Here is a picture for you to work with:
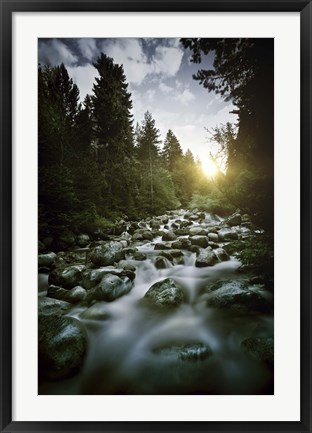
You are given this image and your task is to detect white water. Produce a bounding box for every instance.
[39,214,273,395]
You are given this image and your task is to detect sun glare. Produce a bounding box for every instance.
[201,158,218,177]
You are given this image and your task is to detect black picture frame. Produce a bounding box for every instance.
[1,0,311,432]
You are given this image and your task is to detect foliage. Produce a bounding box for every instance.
[189,192,235,215]
[225,235,274,278]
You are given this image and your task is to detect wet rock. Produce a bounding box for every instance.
[66,286,87,303]
[38,297,71,317]
[117,260,136,272]
[190,235,209,248]
[241,337,274,366]
[155,256,171,269]
[172,238,191,250]
[90,241,125,267]
[80,302,111,321]
[206,280,272,313]
[208,233,219,242]
[213,247,230,262]
[195,248,218,267]
[226,213,242,227]
[218,228,239,241]
[173,228,190,236]
[120,232,132,242]
[38,252,57,269]
[161,249,183,258]
[132,229,153,241]
[154,243,171,250]
[153,342,212,361]
[86,273,133,303]
[47,285,86,304]
[75,233,90,248]
[39,315,87,380]
[82,267,135,290]
[48,265,84,289]
[143,278,185,308]
[133,251,147,261]
[189,245,201,255]
[189,227,208,236]
[162,231,177,241]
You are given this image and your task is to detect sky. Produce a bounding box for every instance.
[38,38,238,164]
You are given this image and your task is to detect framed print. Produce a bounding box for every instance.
[1,0,311,432]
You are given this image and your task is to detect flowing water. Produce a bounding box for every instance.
[39,214,273,395]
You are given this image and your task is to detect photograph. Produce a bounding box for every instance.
[37,37,274,395]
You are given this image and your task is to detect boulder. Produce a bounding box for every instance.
[213,247,230,262]
[39,315,87,380]
[226,213,242,227]
[90,241,125,267]
[241,337,274,366]
[162,231,177,241]
[132,229,153,241]
[75,233,90,248]
[143,278,184,308]
[172,238,191,250]
[208,233,219,242]
[195,248,218,267]
[38,252,57,268]
[218,228,239,241]
[133,251,147,261]
[206,280,272,313]
[153,342,212,361]
[82,267,135,290]
[38,297,71,317]
[117,260,136,272]
[86,273,133,303]
[189,227,208,236]
[47,285,87,304]
[155,256,171,269]
[48,265,84,289]
[190,236,209,248]
[154,243,171,250]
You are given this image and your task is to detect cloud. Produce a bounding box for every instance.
[152,45,183,77]
[77,38,98,62]
[100,38,183,86]
[159,82,174,94]
[175,88,195,105]
[38,39,78,67]
[67,64,99,101]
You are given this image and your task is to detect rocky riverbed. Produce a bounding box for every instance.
[38,209,274,395]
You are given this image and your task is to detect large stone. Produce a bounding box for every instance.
[218,228,239,241]
[90,241,125,267]
[154,243,171,250]
[208,233,219,242]
[213,247,230,262]
[153,342,213,361]
[155,256,171,269]
[241,337,274,366]
[172,238,191,250]
[48,265,85,289]
[38,252,57,268]
[162,231,177,241]
[143,278,185,308]
[39,315,87,380]
[82,267,135,290]
[226,213,242,227]
[86,273,133,303]
[75,233,90,247]
[189,226,208,236]
[206,280,272,313]
[132,229,153,241]
[190,235,209,248]
[195,248,218,267]
[38,297,71,317]
[47,285,87,304]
